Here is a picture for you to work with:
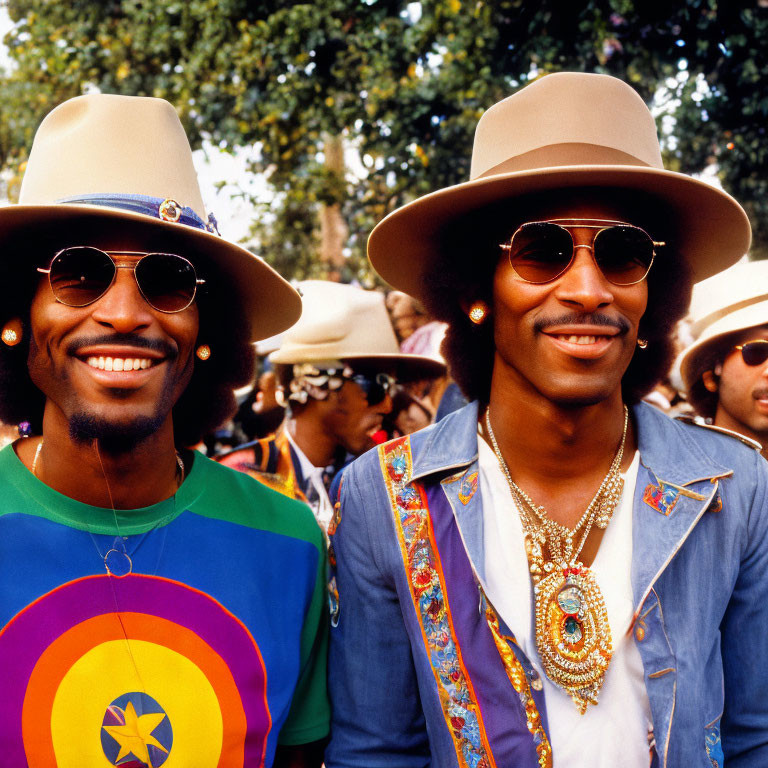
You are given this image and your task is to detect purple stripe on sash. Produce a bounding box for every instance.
[425,484,544,768]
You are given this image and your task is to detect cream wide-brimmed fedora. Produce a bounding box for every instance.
[0,93,301,341]
[368,72,751,301]
[677,260,768,391]
[269,280,445,381]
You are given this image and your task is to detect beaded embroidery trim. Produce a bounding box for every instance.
[380,437,495,768]
[484,599,552,768]
[327,496,342,628]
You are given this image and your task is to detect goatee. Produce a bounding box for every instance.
[69,413,165,454]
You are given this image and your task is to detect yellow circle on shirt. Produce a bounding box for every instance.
[51,639,223,767]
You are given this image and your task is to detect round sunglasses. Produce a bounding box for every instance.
[733,340,768,367]
[37,246,205,313]
[499,218,663,286]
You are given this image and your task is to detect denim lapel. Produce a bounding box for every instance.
[631,402,732,609]
[630,403,732,767]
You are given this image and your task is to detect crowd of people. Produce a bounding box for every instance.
[0,71,765,767]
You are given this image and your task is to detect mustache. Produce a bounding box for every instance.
[533,312,631,335]
[67,333,178,359]
[753,388,768,400]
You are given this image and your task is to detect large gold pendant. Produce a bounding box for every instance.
[534,565,612,714]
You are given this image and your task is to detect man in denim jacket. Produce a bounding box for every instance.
[327,73,764,767]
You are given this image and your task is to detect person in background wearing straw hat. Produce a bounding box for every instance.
[0,94,328,767]
[678,260,768,458]
[219,280,445,530]
[326,72,767,768]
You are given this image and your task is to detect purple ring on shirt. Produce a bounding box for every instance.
[0,573,269,765]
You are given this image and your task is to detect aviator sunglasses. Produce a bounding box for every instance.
[733,340,768,367]
[38,246,205,313]
[499,219,664,286]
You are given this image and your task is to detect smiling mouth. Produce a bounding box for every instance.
[551,334,610,345]
[83,355,160,372]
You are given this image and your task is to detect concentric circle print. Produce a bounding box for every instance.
[0,574,271,767]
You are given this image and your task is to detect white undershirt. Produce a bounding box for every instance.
[284,430,334,529]
[477,439,652,766]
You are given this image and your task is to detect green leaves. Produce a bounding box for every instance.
[1,0,766,277]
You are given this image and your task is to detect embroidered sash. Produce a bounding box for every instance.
[379,437,552,768]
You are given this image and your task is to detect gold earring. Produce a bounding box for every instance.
[196,344,211,361]
[468,301,489,325]
[1,318,22,346]
[702,370,719,392]
[637,338,648,349]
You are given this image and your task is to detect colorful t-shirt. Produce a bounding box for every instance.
[0,444,329,768]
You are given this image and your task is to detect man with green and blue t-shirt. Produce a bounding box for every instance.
[0,93,327,767]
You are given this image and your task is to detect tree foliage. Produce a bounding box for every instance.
[1,0,766,278]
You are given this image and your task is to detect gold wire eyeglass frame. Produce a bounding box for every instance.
[733,339,768,366]
[37,248,205,313]
[499,218,665,286]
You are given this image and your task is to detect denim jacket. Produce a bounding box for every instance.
[327,401,768,768]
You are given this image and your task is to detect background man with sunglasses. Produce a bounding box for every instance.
[219,280,444,529]
[0,95,329,766]
[679,260,768,458]
[326,73,768,768]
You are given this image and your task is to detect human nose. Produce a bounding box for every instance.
[553,246,614,312]
[89,268,153,333]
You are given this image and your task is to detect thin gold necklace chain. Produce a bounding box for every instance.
[31,436,184,564]
[498,406,628,537]
[31,436,183,695]
[484,405,628,565]
[32,438,185,509]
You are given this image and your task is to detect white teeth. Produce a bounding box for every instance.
[557,335,599,345]
[84,356,154,371]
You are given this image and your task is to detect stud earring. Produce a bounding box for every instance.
[702,369,719,393]
[637,338,648,349]
[468,301,489,325]
[196,344,211,361]
[1,318,23,346]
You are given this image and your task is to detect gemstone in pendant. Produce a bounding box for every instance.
[563,616,583,644]
[557,585,583,616]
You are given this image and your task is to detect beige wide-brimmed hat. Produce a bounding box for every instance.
[368,72,751,301]
[677,260,768,390]
[0,93,301,341]
[269,280,445,381]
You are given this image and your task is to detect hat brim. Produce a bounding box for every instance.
[368,165,751,301]
[0,203,301,341]
[677,298,768,390]
[340,353,446,383]
[270,351,446,382]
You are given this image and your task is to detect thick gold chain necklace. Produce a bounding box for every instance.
[484,405,628,714]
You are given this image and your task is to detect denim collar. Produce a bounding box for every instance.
[411,399,732,487]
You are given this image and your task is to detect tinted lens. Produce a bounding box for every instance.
[740,341,768,366]
[593,226,654,285]
[135,253,198,312]
[352,373,393,405]
[508,223,574,283]
[49,247,115,307]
